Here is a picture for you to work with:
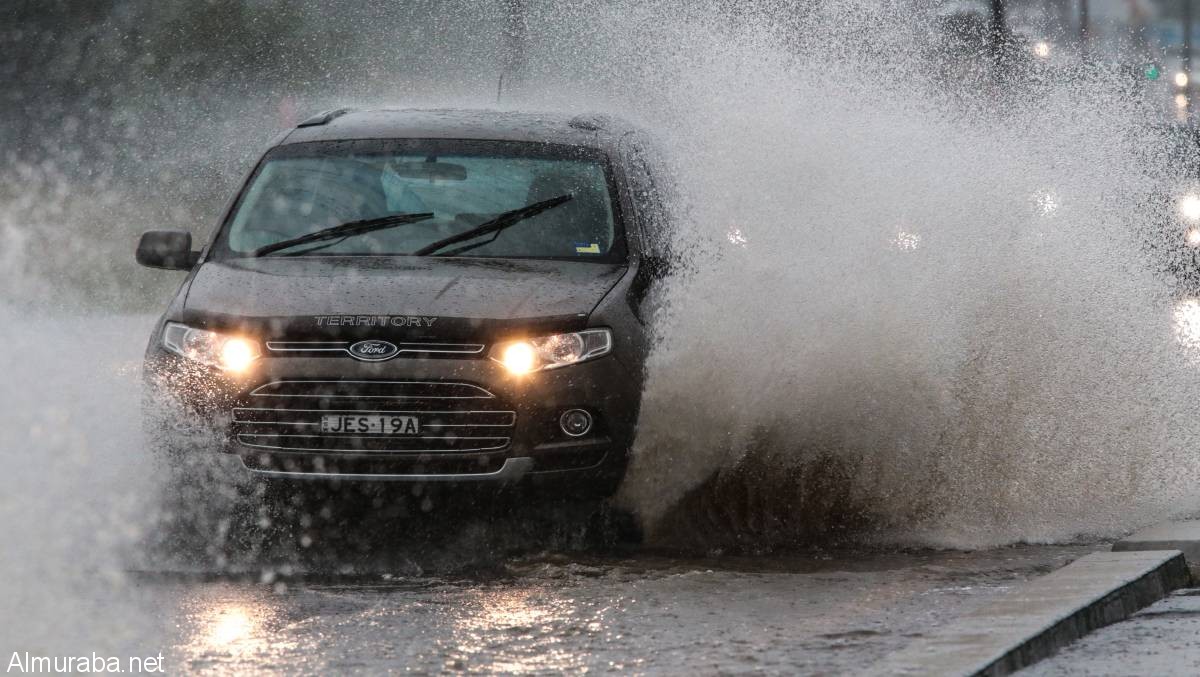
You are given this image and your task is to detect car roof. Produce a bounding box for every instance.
[280,108,642,152]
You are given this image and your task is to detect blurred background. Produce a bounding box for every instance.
[2,0,516,309]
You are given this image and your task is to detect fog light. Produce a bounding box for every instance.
[559,409,592,437]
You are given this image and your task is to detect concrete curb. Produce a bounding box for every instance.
[1113,520,1200,579]
[867,550,1191,677]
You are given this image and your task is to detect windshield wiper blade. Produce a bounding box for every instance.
[254,212,435,257]
[411,194,572,257]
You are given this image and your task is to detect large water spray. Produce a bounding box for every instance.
[3,2,1200,591]
[529,2,1200,548]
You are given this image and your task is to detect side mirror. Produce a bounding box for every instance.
[628,253,674,322]
[641,254,673,280]
[136,230,200,270]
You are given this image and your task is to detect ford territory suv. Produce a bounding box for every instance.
[137,108,671,498]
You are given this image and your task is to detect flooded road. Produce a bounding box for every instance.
[104,546,1091,674]
[0,303,1140,673]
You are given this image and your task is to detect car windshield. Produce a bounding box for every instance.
[217,139,624,262]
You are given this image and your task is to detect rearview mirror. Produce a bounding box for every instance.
[387,160,468,182]
[136,230,200,270]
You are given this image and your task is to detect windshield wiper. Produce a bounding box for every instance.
[253,212,435,257]
[411,194,572,257]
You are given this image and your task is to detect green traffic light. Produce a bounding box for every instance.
[1146,64,1161,80]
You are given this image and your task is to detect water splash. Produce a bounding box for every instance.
[5,1,1200,572]
[544,2,1200,549]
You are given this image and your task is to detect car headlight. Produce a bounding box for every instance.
[162,323,261,373]
[1187,227,1200,248]
[1180,194,1200,221]
[491,329,612,375]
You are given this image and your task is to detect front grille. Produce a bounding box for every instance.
[250,380,494,400]
[232,380,515,457]
[265,341,484,358]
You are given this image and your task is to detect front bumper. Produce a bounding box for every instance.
[143,347,640,494]
[245,456,535,483]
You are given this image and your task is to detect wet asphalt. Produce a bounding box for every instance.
[0,315,1126,675]
[113,543,1094,675]
[1023,587,1200,677]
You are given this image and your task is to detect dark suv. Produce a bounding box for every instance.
[137,108,672,497]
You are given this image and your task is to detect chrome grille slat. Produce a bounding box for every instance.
[265,341,485,356]
[236,420,513,428]
[233,407,516,426]
[236,434,510,454]
[250,380,495,400]
[241,434,510,441]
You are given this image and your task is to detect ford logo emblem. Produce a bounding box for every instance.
[348,340,400,362]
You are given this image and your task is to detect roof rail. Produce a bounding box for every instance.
[296,108,355,128]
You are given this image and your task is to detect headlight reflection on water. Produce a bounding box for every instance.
[204,606,255,647]
[447,589,600,674]
[178,595,288,666]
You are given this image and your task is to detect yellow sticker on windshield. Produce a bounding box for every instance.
[575,243,601,254]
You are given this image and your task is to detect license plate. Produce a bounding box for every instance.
[320,414,420,435]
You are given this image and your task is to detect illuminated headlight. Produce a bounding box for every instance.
[1180,194,1200,221]
[1187,227,1200,248]
[162,323,261,373]
[491,329,612,375]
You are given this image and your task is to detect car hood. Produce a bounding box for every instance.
[181,256,628,339]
